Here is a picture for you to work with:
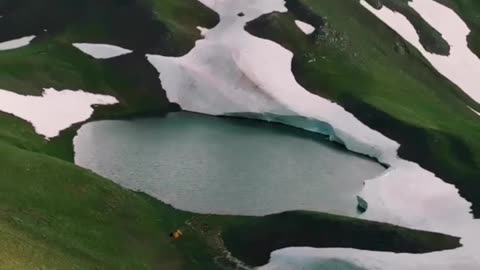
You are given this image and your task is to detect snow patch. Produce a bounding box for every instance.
[295,20,315,35]
[262,245,480,270]
[0,36,35,51]
[197,26,210,37]
[0,88,117,138]
[361,0,480,104]
[72,43,132,59]
[469,106,480,116]
[146,0,480,269]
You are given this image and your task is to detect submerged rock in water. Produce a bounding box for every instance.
[357,196,368,214]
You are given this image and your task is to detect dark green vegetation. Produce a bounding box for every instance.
[0,0,464,269]
[433,0,480,57]
[223,212,460,266]
[0,0,218,55]
[246,0,480,216]
[365,0,450,55]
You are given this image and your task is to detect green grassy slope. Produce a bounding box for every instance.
[246,0,480,216]
[0,142,214,270]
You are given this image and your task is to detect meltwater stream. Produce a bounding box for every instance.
[74,112,384,216]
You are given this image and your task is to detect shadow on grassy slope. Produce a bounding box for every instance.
[0,0,218,55]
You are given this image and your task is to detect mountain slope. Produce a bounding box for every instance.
[246,0,480,217]
[0,113,461,269]
[0,0,474,269]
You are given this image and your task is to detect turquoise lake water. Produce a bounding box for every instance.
[74,112,384,216]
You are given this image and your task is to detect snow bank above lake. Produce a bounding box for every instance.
[147,0,480,269]
[72,43,132,59]
[0,88,117,138]
[295,20,315,35]
[0,36,35,50]
[361,0,480,103]
[148,0,397,163]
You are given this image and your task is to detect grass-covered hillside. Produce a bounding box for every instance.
[247,0,480,217]
[0,0,465,269]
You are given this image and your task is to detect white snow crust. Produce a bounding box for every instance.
[295,20,315,34]
[146,0,480,269]
[0,88,118,138]
[72,43,132,59]
[469,106,480,116]
[362,0,480,104]
[0,35,35,50]
[197,26,210,37]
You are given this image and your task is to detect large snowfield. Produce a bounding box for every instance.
[147,0,480,269]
